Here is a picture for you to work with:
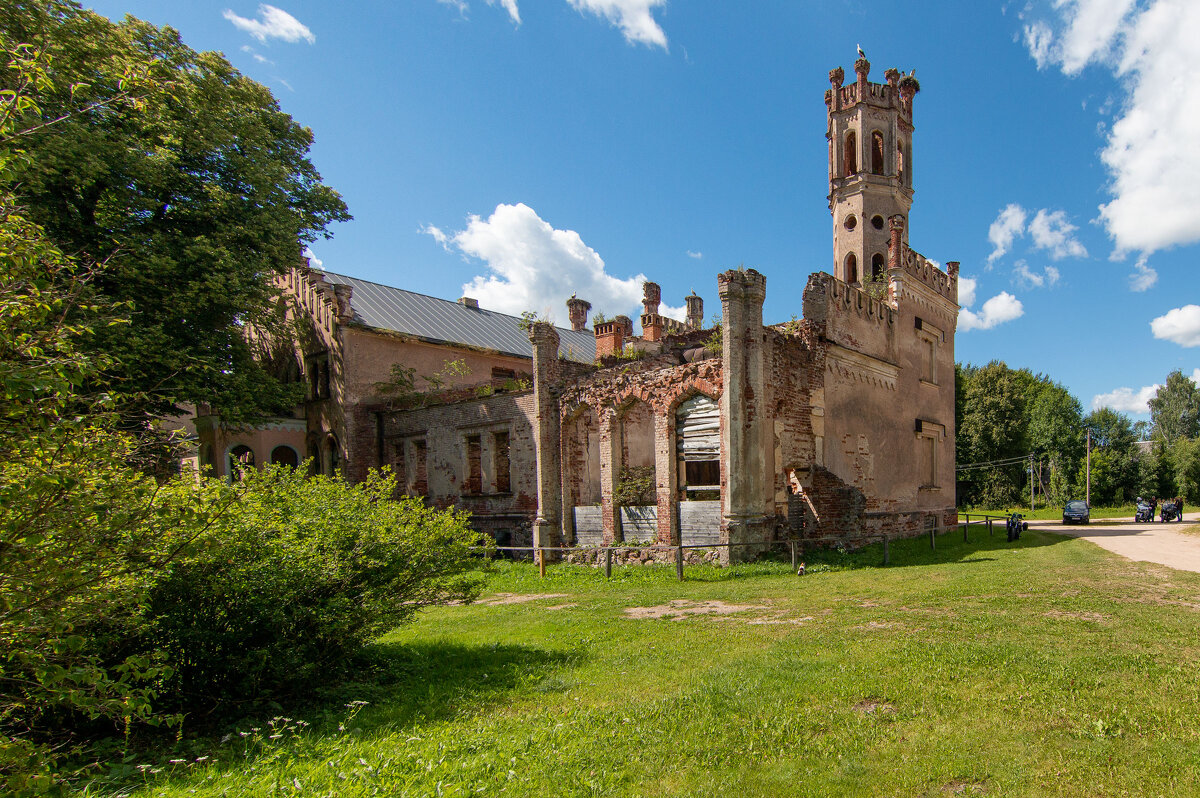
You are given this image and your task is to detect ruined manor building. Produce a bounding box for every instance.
[195,58,959,559]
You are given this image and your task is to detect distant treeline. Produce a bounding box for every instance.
[956,362,1199,508]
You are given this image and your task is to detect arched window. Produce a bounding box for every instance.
[897,141,906,185]
[871,253,886,281]
[307,439,321,476]
[229,445,254,480]
[871,131,885,174]
[271,445,299,468]
[844,252,858,285]
[324,436,340,476]
[843,131,857,176]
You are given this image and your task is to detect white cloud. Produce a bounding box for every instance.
[435,203,659,326]
[1092,383,1160,413]
[1129,254,1157,291]
[1150,304,1200,347]
[488,0,520,24]
[223,5,315,44]
[1013,260,1061,289]
[1024,1,1200,256]
[421,224,451,249]
[567,0,668,49]
[957,275,977,308]
[686,250,703,259]
[1023,20,1055,69]
[1028,209,1088,259]
[987,204,1027,263]
[438,0,469,15]
[302,246,323,270]
[958,292,1024,332]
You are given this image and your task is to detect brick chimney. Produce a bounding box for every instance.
[566,294,591,331]
[593,319,625,359]
[685,291,704,330]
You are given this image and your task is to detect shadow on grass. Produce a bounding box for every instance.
[91,640,578,794]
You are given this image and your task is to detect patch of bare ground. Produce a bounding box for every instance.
[853,697,896,715]
[928,779,987,796]
[623,599,770,621]
[479,593,571,606]
[544,603,577,610]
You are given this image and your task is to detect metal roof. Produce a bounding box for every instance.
[321,271,596,363]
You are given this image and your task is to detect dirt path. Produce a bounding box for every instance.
[1028,511,1200,573]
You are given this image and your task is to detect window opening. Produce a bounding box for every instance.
[465,434,482,494]
[493,431,511,493]
[229,445,254,480]
[271,446,299,468]
[871,253,885,281]
[871,131,885,174]
[843,131,857,175]
[844,252,858,284]
[676,395,720,501]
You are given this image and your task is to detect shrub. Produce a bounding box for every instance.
[140,466,490,712]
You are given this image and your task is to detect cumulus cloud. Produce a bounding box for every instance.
[987,204,1088,267]
[567,0,668,49]
[686,250,703,259]
[1150,304,1200,347]
[1013,260,1061,289]
[958,291,1024,332]
[1028,209,1088,259]
[429,203,673,327]
[987,204,1027,263]
[1129,254,1157,291]
[223,5,315,44]
[1023,0,1200,256]
[1092,383,1160,413]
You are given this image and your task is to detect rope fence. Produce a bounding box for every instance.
[471,513,1016,580]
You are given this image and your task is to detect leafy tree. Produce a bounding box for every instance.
[1027,384,1084,500]
[1174,437,1200,504]
[1148,370,1200,443]
[1081,408,1141,504]
[1,1,350,424]
[957,361,1030,506]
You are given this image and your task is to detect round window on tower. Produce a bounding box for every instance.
[844,215,857,231]
[871,215,885,230]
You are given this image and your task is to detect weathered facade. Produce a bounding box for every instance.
[201,57,959,558]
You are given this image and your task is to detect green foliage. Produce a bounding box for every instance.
[1148,369,1200,443]
[1,1,350,424]
[614,465,656,507]
[703,314,722,353]
[140,466,489,712]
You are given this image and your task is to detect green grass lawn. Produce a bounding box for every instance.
[87,529,1200,797]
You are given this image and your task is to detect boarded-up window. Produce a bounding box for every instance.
[677,395,720,499]
[465,434,482,494]
[493,431,511,493]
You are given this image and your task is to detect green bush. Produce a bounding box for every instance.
[140,466,490,712]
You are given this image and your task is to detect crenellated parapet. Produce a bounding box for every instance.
[803,271,896,331]
[899,246,956,303]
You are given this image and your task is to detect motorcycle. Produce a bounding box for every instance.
[1006,512,1028,542]
[1161,500,1181,523]
[1135,500,1154,523]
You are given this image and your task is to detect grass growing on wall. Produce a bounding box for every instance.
[87,530,1200,797]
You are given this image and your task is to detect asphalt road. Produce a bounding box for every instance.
[1028,511,1200,573]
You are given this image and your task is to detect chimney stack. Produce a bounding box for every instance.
[566,294,592,331]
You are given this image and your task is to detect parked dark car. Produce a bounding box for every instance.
[1062,500,1090,525]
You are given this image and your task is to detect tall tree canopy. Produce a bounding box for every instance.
[0,1,350,422]
[1148,370,1200,443]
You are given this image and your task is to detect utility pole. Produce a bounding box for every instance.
[1030,453,1035,512]
[1086,427,1091,507]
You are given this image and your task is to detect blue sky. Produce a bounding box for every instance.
[84,0,1199,420]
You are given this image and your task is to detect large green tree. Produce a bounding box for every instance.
[0,1,349,422]
[1081,407,1141,504]
[1148,370,1200,443]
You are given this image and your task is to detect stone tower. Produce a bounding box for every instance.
[826,56,920,285]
